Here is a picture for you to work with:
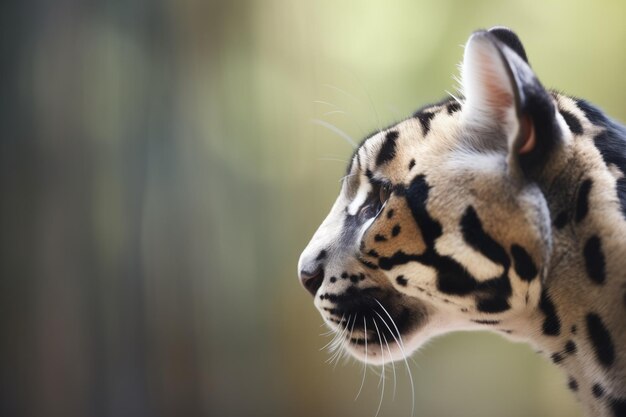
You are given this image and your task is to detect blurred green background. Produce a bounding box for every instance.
[3,1,626,416]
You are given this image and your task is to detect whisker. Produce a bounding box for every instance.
[332,316,352,369]
[349,73,385,138]
[381,331,397,401]
[355,317,368,401]
[373,300,415,417]
[312,119,358,148]
[323,110,348,116]
[313,100,339,108]
[323,84,363,105]
[372,318,385,417]
[327,315,350,365]
[326,314,345,354]
[339,172,359,183]
[317,157,350,164]
[445,88,463,105]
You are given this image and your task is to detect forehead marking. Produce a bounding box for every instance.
[376,130,399,166]
[414,111,436,136]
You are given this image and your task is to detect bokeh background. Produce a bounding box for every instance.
[3,1,626,416]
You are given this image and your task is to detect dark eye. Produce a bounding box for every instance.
[379,183,391,205]
[358,183,391,220]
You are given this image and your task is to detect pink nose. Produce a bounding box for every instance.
[298,266,324,296]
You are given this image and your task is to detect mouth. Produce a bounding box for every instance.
[317,287,426,365]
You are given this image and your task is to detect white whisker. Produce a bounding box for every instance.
[323,110,348,116]
[313,100,339,108]
[445,89,463,105]
[339,172,359,183]
[355,318,368,401]
[350,74,385,138]
[317,157,349,164]
[381,331,397,401]
[327,316,350,365]
[374,300,415,417]
[312,119,358,148]
[372,318,385,417]
[332,316,352,369]
[323,84,363,105]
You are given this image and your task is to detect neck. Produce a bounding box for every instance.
[516,135,626,417]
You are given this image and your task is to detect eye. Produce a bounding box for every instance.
[358,182,391,220]
[379,183,391,205]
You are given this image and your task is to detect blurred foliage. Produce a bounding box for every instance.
[2,0,625,416]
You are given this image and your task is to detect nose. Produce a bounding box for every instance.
[299,266,324,297]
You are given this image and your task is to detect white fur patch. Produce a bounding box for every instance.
[435,233,504,281]
[347,178,372,215]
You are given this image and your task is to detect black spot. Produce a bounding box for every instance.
[376,130,399,166]
[435,255,478,295]
[359,273,365,281]
[583,236,606,284]
[571,324,577,334]
[378,250,420,271]
[575,179,593,223]
[510,244,538,281]
[584,110,626,219]
[350,274,359,283]
[461,206,510,268]
[476,296,511,313]
[568,377,578,392]
[447,101,461,114]
[539,291,561,336]
[391,224,401,237]
[330,276,337,283]
[404,175,443,247]
[396,275,408,286]
[386,209,394,219]
[564,340,577,355]
[408,159,416,170]
[553,211,569,230]
[559,109,583,135]
[477,297,510,313]
[377,250,478,296]
[586,313,615,367]
[374,234,387,242]
[576,98,607,126]
[471,319,500,325]
[341,272,348,278]
[592,383,605,398]
[368,249,379,258]
[315,250,327,261]
[610,397,626,417]
[358,257,379,270]
[551,352,564,364]
[414,111,436,136]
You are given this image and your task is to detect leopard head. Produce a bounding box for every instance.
[298,28,569,364]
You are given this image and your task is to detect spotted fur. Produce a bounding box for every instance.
[298,27,626,417]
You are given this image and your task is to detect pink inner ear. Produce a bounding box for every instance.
[518,114,535,154]
[474,48,514,119]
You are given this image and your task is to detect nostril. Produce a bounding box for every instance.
[299,267,324,297]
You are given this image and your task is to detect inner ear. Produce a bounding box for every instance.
[517,114,535,155]
[462,31,538,158]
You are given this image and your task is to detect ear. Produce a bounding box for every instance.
[461,28,561,176]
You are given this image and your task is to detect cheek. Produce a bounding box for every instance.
[360,198,427,262]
